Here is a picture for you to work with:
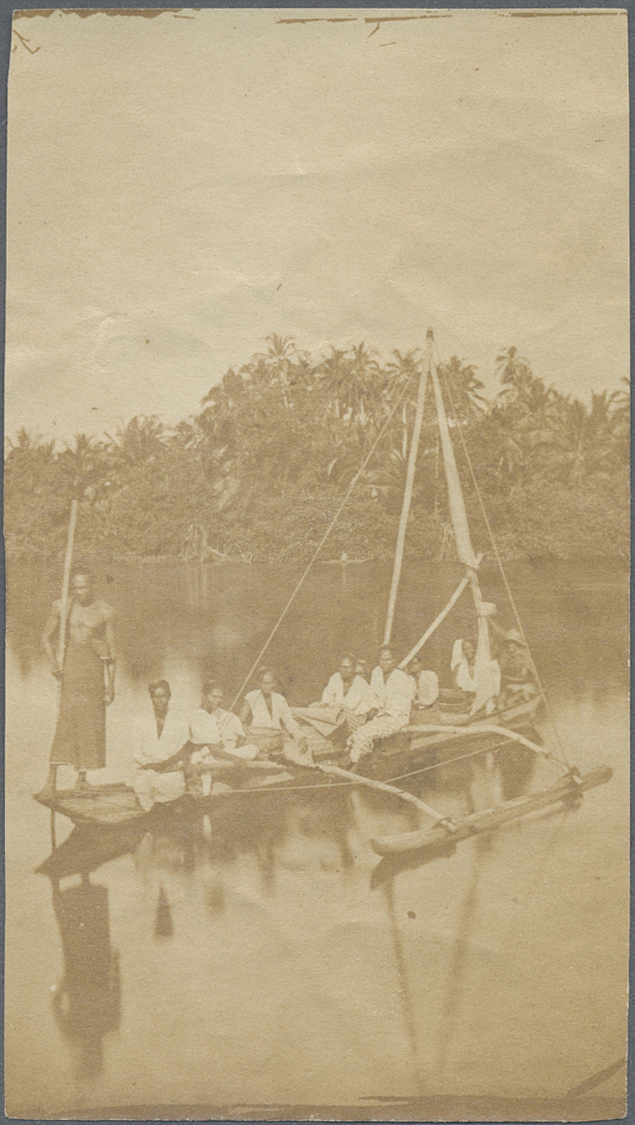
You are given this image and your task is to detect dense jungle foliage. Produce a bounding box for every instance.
[5,339,630,563]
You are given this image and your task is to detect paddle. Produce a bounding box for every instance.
[44,498,79,803]
[57,498,79,674]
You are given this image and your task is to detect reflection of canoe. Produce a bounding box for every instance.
[36,820,149,878]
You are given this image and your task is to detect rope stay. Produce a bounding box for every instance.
[434,343,572,770]
[229,365,419,712]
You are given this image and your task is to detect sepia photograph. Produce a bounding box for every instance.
[4,6,629,1120]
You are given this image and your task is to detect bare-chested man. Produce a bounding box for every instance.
[38,567,115,797]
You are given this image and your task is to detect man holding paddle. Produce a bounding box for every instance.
[38,567,116,799]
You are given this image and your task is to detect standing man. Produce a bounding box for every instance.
[347,645,415,764]
[39,567,115,798]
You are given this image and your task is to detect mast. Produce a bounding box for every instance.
[429,337,492,662]
[383,342,430,644]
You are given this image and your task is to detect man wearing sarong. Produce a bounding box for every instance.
[293,653,375,739]
[347,646,416,764]
[39,568,115,798]
[129,680,191,812]
[239,668,313,766]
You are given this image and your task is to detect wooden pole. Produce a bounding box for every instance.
[383,352,429,645]
[430,351,493,663]
[429,356,476,570]
[318,763,457,831]
[400,723,552,760]
[397,565,480,669]
[57,498,79,671]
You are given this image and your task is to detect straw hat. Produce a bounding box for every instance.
[505,628,526,647]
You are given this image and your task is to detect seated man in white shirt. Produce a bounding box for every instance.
[189,680,259,794]
[239,667,313,766]
[347,646,416,764]
[293,652,376,739]
[407,654,440,711]
[129,679,191,812]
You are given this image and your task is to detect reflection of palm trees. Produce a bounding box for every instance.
[50,874,120,1081]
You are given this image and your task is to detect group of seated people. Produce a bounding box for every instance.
[130,626,536,811]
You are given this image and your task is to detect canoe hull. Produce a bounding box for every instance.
[370,765,613,856]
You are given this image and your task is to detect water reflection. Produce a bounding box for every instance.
[8,559,628,703]
[382,878,426,1094]
[11,558,628,1113]
[49,875,120,1081]
[435,839,484,1076]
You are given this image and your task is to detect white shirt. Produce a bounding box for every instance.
[321,672,375,715]
[414,670,440,708]
[370,665,416,719]
[133,708,190,766]
[245,689,300,736]
[451,640,477,692]
[189,707,245,748]
[189,706,258,761]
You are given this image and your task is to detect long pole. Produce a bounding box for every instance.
[398,572,472,668]
[319,763,457,830]
[430,350,492,662]
[57,498,79,671]
[429,356,476,570]
[383,346,430,644]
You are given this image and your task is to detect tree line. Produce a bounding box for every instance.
[5,337,629,563]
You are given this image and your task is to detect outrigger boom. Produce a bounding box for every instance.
[370,765,613,857]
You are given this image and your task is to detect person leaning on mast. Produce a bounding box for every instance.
[38,567,116,800]
[346,645,416,765]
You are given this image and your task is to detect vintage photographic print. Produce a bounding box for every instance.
[4,6,629,1121]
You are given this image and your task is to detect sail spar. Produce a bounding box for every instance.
[383,329,496,709]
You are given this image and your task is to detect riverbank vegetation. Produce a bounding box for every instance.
[5,338,629,563]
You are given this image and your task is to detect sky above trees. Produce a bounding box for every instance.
[6,8,628,441]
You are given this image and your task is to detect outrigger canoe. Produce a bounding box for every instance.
[36,330,612,852]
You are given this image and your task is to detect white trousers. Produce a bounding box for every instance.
[130,768,186,813]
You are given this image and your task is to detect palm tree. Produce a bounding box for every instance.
[110,416,167,469]
[543,392,616,484]
[438,356,487,422]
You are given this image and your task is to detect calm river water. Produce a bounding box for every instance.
[5,558,629,1118]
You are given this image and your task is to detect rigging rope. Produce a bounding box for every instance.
[228,365,419,713]
[433,343,572,770]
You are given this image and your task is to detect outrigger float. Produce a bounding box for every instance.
[36,330,612,851]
